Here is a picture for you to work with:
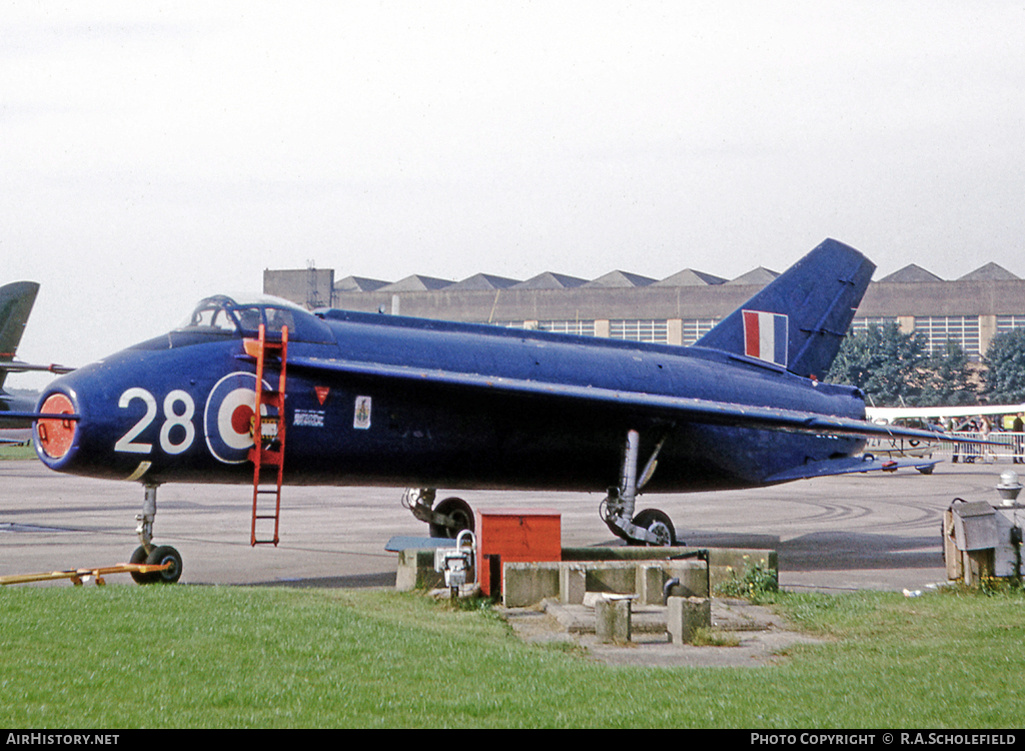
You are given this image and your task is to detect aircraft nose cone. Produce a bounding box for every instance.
[35,392,77,462]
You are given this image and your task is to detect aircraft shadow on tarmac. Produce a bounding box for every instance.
[250,572,398,589]
[681,529,942,572]
[235,531,941,589]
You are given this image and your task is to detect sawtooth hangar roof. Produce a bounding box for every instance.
[267,261,1022,310]
[277,262,1022,298]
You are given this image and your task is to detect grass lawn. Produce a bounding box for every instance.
[1,584,1023,728]
[0,444,35,461]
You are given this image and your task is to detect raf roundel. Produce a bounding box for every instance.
[204,372,268,464]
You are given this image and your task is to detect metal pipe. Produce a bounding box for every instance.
[663,577,680,604]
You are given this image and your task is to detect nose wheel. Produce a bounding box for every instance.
[130,483,183,584]
[129,545,183,584]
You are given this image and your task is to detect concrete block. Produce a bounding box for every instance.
[708,550,776,593]
[595,595,632,643]
[395,549,444,591]
[636,564,667,605]
[665,560,710,598]
[666,596,711,644]
[560,546,776,596]
[586,561,639,594]
[560,565,587,604]
[633,560,710,604]
[502,562,560,607]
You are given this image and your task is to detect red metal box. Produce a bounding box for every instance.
[476,509,561,596]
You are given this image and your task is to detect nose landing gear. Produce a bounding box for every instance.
[130,483,183,584]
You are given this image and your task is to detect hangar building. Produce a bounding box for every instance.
[264,260,1025,361]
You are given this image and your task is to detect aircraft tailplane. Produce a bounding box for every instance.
[695,238,874,380]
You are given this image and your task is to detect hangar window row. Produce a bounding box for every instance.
[850,317,899,333]
[850,316,994,360]
[914,316,981,357]
[494,320,596,336]
[494,318,673,343]
[609,319,669,343]
[997,315,1025,334]
[539,320,596,337]
[682,319,719,345]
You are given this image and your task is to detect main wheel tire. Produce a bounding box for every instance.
[144,545,183,584]
[629,508,677,547]
[129,545,159,584]
[429,497,474,539]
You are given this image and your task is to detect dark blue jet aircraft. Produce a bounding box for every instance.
[30,239,955,583]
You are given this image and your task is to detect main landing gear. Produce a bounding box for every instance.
[403,488,475,539]
[601,429,678,546]
[129,484,183,584]
[402,428,679,547]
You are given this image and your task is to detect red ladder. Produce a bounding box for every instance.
[247,324,289,546]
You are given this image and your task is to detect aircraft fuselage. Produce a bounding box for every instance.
[34,305,866,493]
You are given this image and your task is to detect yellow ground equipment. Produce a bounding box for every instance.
[0,562,171,587]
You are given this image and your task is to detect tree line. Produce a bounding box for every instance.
[825,325,1025,407]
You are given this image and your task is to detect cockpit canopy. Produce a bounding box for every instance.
[174,295,335,344]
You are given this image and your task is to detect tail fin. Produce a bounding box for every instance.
[0,281,40,391]
[695,238,874,379]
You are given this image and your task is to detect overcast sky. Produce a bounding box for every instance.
[3,1,1025,387]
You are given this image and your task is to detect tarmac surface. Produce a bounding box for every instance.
[3,456,1015,667]
[1,456,1012,592]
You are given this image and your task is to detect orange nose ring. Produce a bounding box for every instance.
[37,393,76,460]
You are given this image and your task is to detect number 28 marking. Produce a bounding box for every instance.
[115,388,196,455]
